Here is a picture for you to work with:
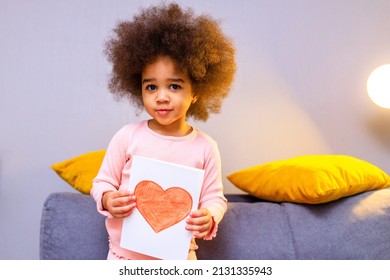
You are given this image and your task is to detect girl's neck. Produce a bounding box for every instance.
[147,119,193,137]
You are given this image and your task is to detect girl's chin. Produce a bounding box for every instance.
[150,118,175,128]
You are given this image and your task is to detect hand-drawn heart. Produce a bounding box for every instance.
[134,180,193,233]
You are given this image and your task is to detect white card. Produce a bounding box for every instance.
[120,155,205,260]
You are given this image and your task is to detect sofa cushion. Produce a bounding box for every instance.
[197,202,297,260]
[284,187,390,259]
[51,150,105,194]
[227,154,390,204]
[40,192,108,260]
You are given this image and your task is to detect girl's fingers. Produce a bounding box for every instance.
[112,194,136,207]
[111,203,137,218]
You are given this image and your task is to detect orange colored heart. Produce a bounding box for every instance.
[134,180,193,233]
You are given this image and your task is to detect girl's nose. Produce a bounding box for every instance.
[156,89,169,103]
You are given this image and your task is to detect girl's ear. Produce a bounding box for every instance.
[192,96,199,104]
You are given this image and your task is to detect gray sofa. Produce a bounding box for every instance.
[40,187,390,260]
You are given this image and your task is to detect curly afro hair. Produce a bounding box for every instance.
[104,2,236,121]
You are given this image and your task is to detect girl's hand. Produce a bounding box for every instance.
[185,208,213,239]
[102,190,136,218]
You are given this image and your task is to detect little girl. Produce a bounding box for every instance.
[91,2,236,260]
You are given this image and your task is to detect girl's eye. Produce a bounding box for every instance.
[170,84,181,90]
[146,85,157,91]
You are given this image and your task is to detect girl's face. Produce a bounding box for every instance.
[142,56,197,136]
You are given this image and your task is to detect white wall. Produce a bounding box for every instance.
[1,0,390,259]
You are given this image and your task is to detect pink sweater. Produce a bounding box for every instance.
[91,120,227,259]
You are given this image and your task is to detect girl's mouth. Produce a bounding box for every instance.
[156,109,172,116]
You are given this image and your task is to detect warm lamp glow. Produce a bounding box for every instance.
[367,64,390,109]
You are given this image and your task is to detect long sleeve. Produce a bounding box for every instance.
[91,126,130,216]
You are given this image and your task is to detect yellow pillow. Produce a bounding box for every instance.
[51,150,106,194]
[227,154,390,204]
